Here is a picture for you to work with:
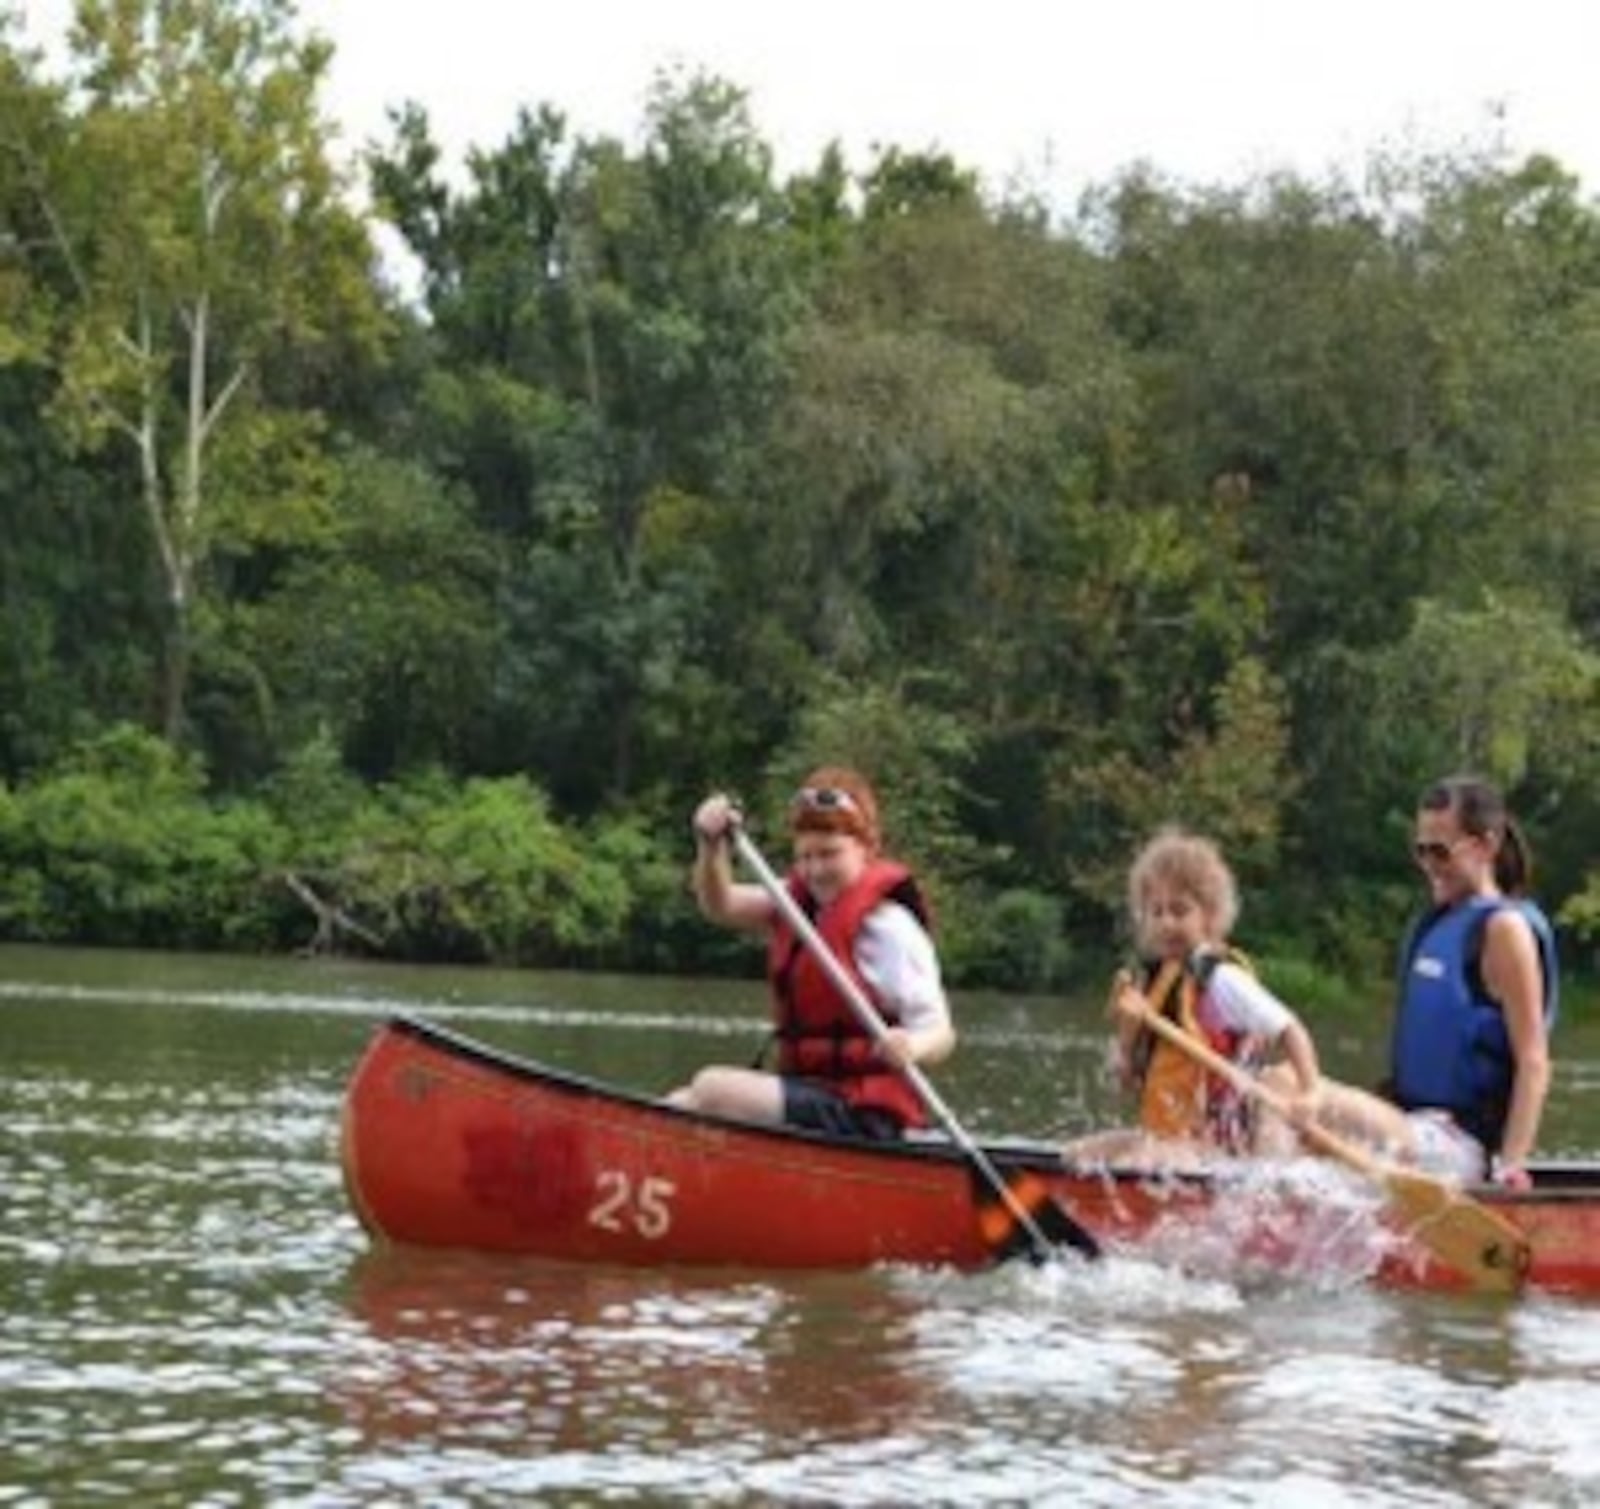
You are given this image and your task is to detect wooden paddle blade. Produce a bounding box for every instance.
[974,1167,1101,1264]
[1382,1166,1530,1293]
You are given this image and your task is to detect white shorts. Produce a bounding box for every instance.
[1407,1110,1488,1182]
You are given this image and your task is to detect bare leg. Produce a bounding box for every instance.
[666,1066,786,1124]
[1245,1066,1420,1162]
[1313,1080,1418,1161]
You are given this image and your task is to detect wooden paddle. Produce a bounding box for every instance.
[732,825,1100,1264]
[1118,979,1529,1293]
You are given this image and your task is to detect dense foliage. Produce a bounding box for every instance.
[3,2,1598,989]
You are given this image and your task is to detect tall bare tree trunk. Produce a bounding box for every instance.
[160,604,190,745]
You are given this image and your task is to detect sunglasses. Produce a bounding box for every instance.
[1412,837,1469,865]
[792,786,860,815]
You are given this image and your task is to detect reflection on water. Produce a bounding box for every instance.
[337,1250,945,1499]
[328,1223,1600,1504]
[4,943,1600,1504]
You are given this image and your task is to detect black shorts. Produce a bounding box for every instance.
[781,1077,904,1141]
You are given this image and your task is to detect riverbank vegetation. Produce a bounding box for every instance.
[2,2,1597,992]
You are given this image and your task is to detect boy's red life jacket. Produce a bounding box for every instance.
[767,858,933,1131]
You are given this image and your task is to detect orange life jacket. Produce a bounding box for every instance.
[1131,949,1260,1151]
[767,858,932,1130]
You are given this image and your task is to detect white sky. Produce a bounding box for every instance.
[16,0,1600,203]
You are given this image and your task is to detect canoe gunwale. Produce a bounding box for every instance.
[381,1009,1089,1177]
[379,1011,1599,1198]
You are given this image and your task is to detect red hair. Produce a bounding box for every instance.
[789,765,881,851]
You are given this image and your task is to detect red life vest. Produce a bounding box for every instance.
[767,858,932,1130]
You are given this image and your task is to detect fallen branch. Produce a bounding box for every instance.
[282,870,385,955]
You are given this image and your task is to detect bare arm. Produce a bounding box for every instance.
[690,793,774,932]
[881,1017,957,1069]
[880,991,957,1069]
[1481,908,1551,1174]
[1273,1017,1323,1100]
[1207,962,1322,1099]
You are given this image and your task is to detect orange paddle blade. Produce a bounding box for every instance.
[1295,1120,1529,1292]
[1378,1163,1529,1293]
[974,1167,1100,1264]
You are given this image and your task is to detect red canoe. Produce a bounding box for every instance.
[340,1013,1600,1294]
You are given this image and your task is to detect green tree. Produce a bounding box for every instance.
[745,198,1153,844]
[1366,593,1599,789]
[1057,655,1297,916]
[372,69,805,804]
[1082,156,1600,932]
[230,445,500,780]
[4,0,381,744]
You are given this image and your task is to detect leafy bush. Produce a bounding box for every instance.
[583,812,711,972]
[0,725,287,947]
[1247,950,1371,1020]
[944,885,1077,992]
[328,772,633,963]
[1559,880,1600,973]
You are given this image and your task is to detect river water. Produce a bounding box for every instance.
[2,942,1599,1505]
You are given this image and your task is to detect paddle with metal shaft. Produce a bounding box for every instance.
[1118,982,1529,1293]
[731,824,1100,1264]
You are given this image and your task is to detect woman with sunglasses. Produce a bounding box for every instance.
[668,765,955,1139]
[1306,775,1559,1189]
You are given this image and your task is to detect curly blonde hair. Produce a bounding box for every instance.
[1127,826,1239,952]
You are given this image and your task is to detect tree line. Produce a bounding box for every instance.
[2,0,1597,991]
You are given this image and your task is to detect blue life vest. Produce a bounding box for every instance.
[1389,896,1559,1150]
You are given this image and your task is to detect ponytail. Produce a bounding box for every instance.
[1496,816,1533,897]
